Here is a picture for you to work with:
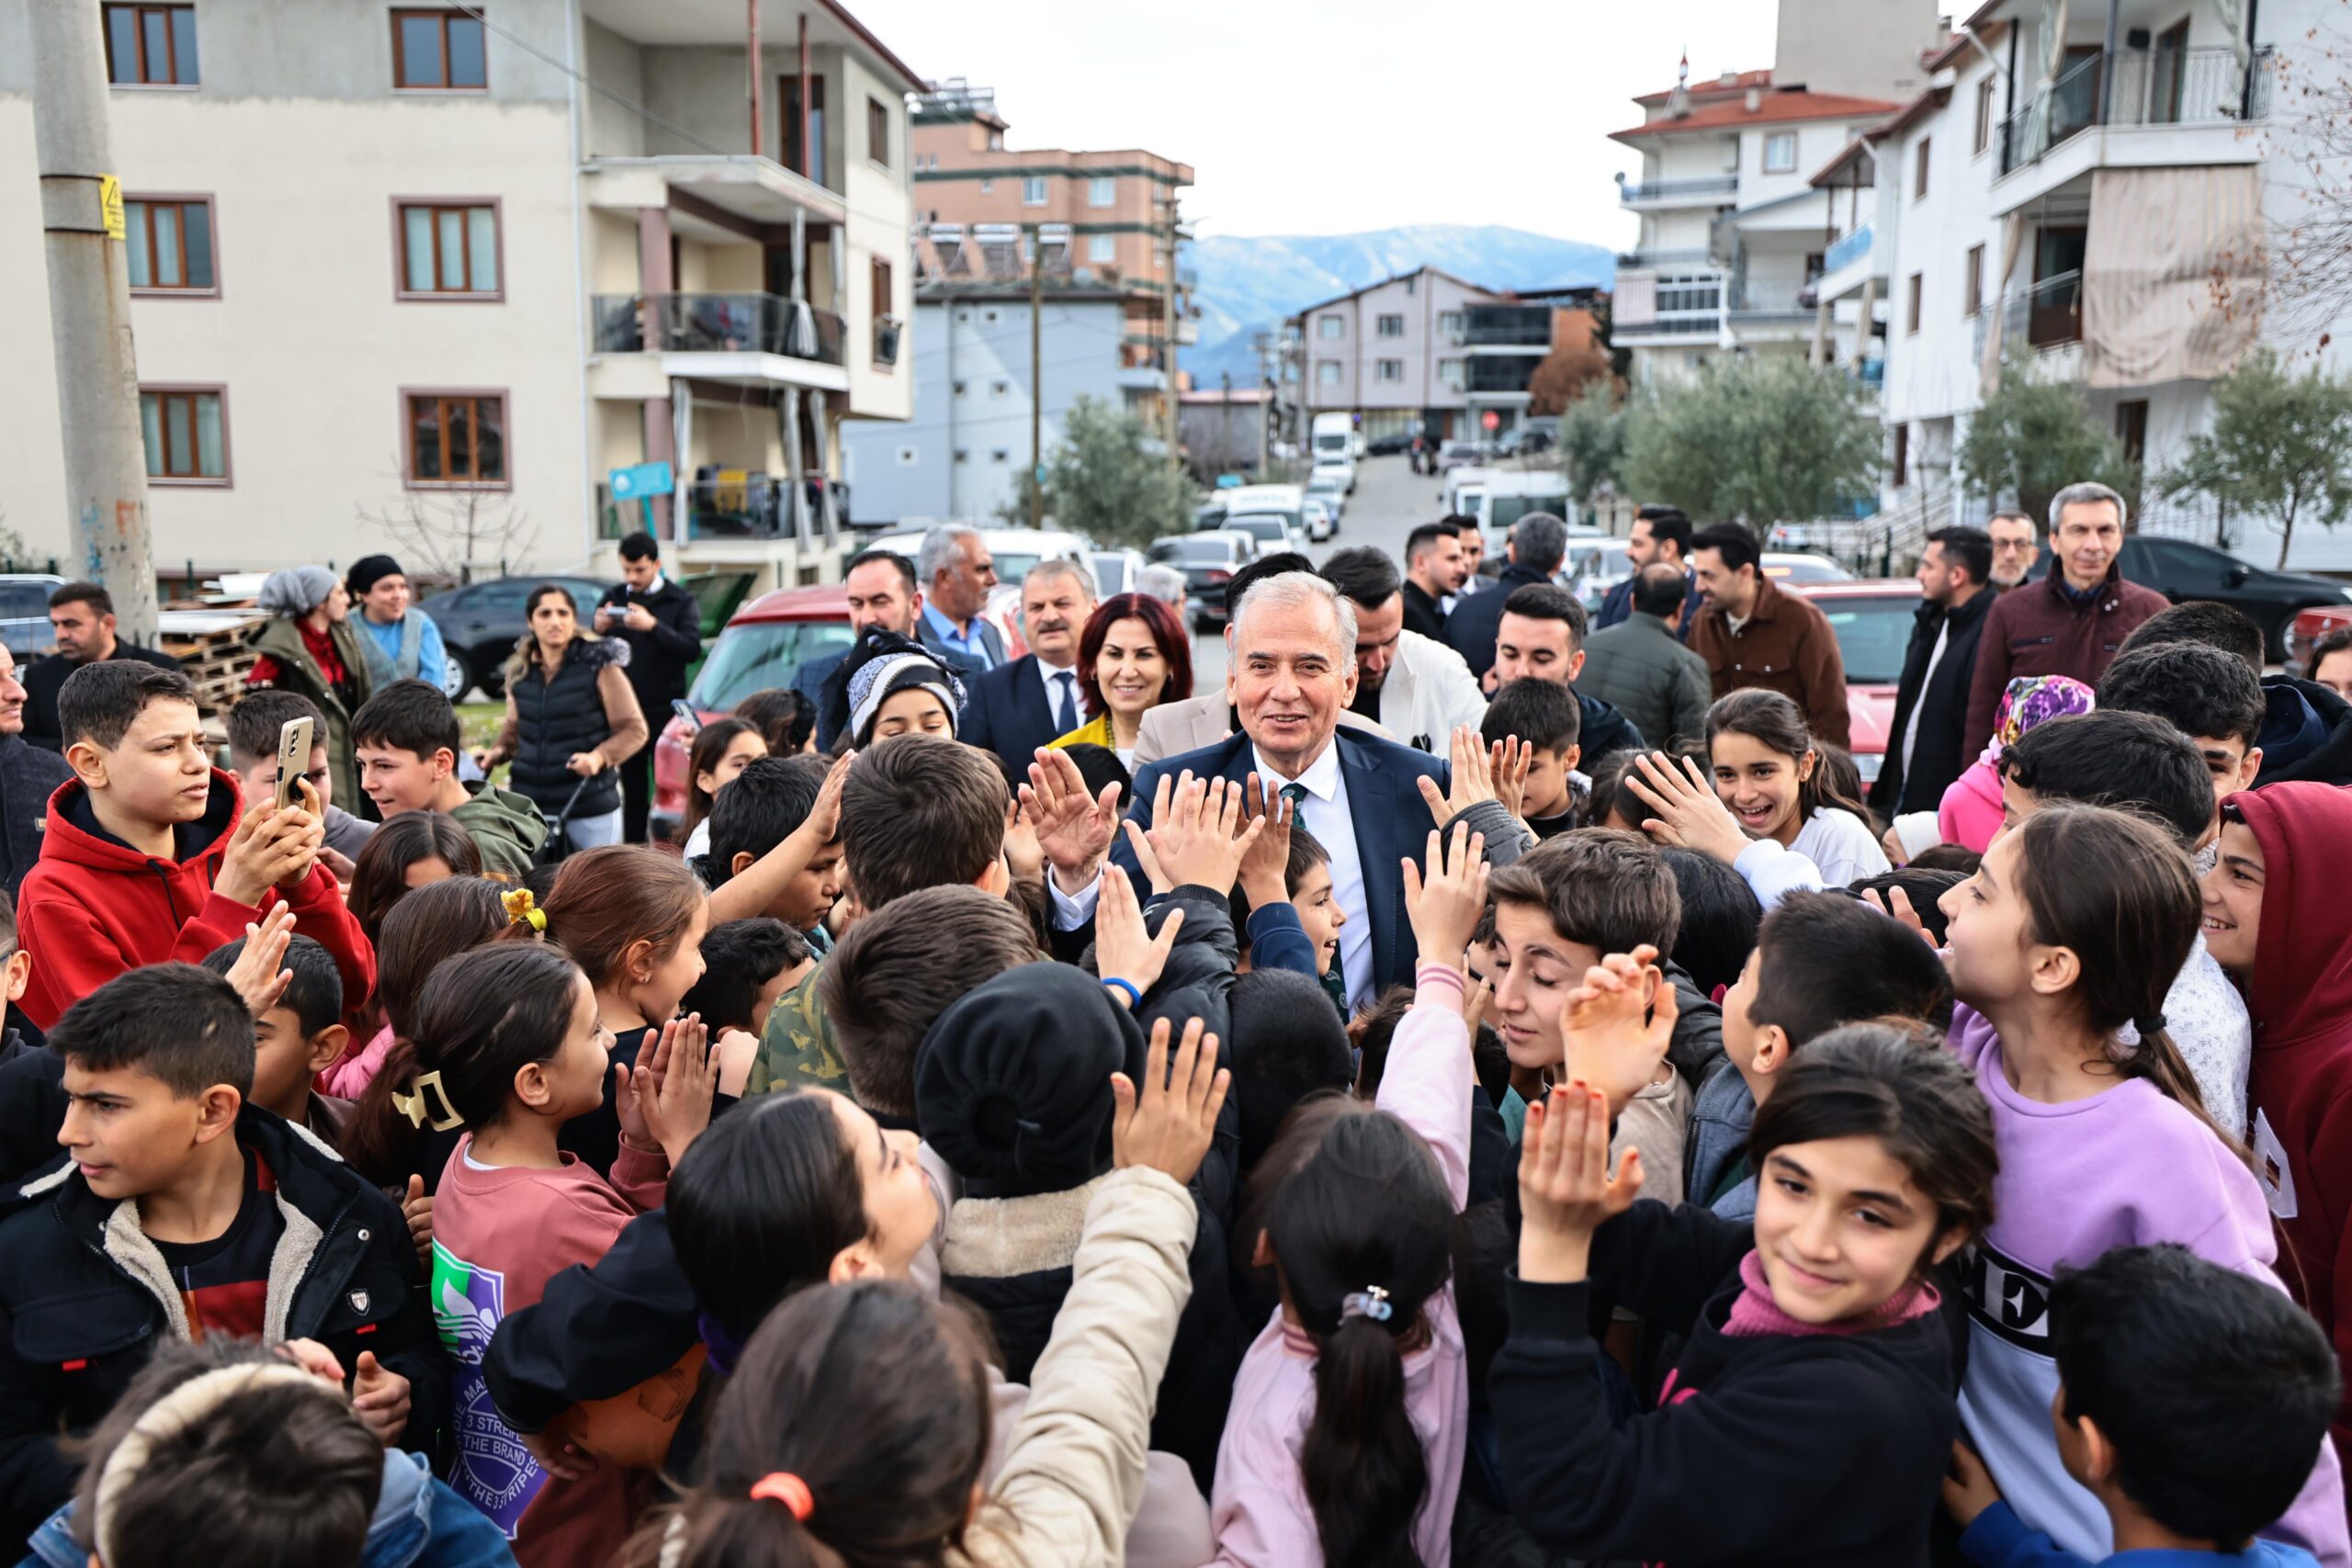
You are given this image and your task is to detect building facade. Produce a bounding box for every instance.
[1287,266,1516,444]
[0,0,922,590]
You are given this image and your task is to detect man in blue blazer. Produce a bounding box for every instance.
[1043,570,1448,1005]
[795,548,985,750]
[960,559,1098,773]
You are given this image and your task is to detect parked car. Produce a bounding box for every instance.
[1304,470,1347,523]
[2030,536,2351,662]
[1365,432,1415,456]
[1221,512,1308,558]
[418,574,616,700]
[1089,548,1148,601]
[1564,539,1637,609]
[650,583,855,832]
[1435,440,1484,477]
[1302,496,1339,544]
[1148,532,1255,630]
[0,575,61,662]
[2293,603,2352,673]
[1761,552,1855,585]
[1311,453,1357,495]
[854,526,1094,592]
[1792,579,1922,788]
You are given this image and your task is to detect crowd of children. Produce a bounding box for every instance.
[0,572,2346,1568]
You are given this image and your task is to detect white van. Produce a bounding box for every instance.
[1310,413,1355,462]
[1456,471,1573,534]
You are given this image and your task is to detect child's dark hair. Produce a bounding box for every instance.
[1229,968,1354,1174]
[2007,805,2216,1129]
[1059,741,1131,806]
[1487,829,1680,962]
[1284,820,1331,894]
[223,689,326,769]
[621,1281,991,1568]
[392,942,587,1134]
[1748,1021,1997,1258]
[1905,842,1980,874]
[1749,892,1954,1044]
[703,754,828,886]
[2116,597,2266,673]
[820,885,1036,1119]
[1585,748,1647,830]
[839,735,1008,910]
[1999,711,2214,851]
[735,686,816,756]
[2051,1244,2341,1551]
[669,1090,868,1346]
[346,811,483,945]
[1840,868,1966,945]
[0,886,17,953]
[1657,846,1760,998]
[679,918,805,1036]
[2097,641,2266,750]
[1481,676,1581,754]
[683,716,765,843]
[66,1338,383,1568]
[49,964,253,1100]
[1252,1094,1453,1568]
[59,660,198,751]
[347,677,465,760]
[1811,743,1876,834]
[1706,689,1872,824]
[198,933,342,1041]
[539,844,706,987]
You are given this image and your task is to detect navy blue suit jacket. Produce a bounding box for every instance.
[960,654,1072,771]
[1110,728,1449,996]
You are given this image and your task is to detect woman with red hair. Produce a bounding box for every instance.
[1049,592,1193,772]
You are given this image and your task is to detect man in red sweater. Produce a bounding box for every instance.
[1962,481,2168,758]
[16,661,375,1030]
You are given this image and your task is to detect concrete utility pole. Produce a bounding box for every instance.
[29,0,157,644]
[1028,223,1044,529]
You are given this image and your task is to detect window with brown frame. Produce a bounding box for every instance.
[405,392,507,485]
[392,9,486,90]
[1893,423,1910,489]
[1906,272,1924,334]
[1915,137,1931,198]
[1974,76,1997,154]
[126,198,215,292]
[103,5,197,85]
[871,256,898,366]
[1964,244,1984,315]
[866,96,890,168]
[140,388,228,481]
[397,202,501,296]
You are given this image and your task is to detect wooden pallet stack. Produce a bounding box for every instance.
[157,609,267,723]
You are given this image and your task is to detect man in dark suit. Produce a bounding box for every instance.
[959,559,1097,772]
[1039,570,1447,1004]
[1870,525,1997,818]
[594,531,704,841]
[795,548,986,750]
[1446,512,1567,682]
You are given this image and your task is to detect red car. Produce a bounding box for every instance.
[2293,604,2352,673]
[1791,579,1923,791]
[651,585,854,835]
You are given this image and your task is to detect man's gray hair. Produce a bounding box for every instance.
[917,525,983,583]
[1510,513,1569,575]
[1231,571,1358,673]
[1136,563,1186,607]
[2047,481,2128,533]
[1023,556,1096,601]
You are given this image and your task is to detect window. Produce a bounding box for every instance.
[1438,310,1464,337]
[139,387,227,483]
[1974,76,1997,154]
[1901,273,1922,334]
[395,201,500,298]
[1374,358,1404,383]
[1022,176,1047,205]
[1089,175,1115,207]
[1317,314,1343,339]
[1763,131,1796,174]
[104,5,197,85]
[1376,313,1405,337]
[1087,233,1115,264]
[1438,358,1464,389]
[1804,251,1826,283]
[2116,399,2149,465]
[1317,360,1340,386]
[125,197,215,293]
[870,256,896,365]
[782,74,826,179]
[404,391,508,487]
[1964,243,1984,315]
[866,96,890,168]
[393,10,486,90]
[1914,137,1931,198]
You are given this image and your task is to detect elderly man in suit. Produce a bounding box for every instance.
[1039,570,1449,1005]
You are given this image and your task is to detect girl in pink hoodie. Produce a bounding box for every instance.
[1934,675,2094,852]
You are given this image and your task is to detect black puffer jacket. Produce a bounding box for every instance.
[508,637,629,818]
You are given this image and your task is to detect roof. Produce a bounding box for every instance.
[1808,135,1877,187]
[1926,14,2009,72]
[822,0,926,96]
[1866,84,1952,141]
[1610,88,1899,142]
[1285,265,1497,321]
[1634,68,1771,107]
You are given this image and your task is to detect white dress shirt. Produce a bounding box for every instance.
[1253,741,1374,1009]
[1036,657,1080,733]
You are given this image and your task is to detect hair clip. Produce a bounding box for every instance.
[502,887,546,932]
[390,1070,465,1132]
[1340,1286,1392,1324]
[750,1471,814,1521]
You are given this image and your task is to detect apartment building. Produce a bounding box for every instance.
[1815,0,2335,568]
[0,0,922,589]
[1287,266,1555,444]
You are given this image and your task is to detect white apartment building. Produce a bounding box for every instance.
[1287,266,1556,443]
[1815,0,2346,569]
[0,0,922,590]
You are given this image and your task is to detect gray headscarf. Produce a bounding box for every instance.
[256,567,339,618]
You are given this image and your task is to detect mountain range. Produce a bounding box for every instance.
[1180,224,1617,389]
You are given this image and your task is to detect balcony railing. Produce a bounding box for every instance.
[1823,224,1873,274]
[1461,306,1552,347]
[1972,268,2085,361]
[1998,45,2273,175]
[592,293,846,365]
[1616,247,1715,269]
[1464,357,1537,394]
[1619,175,1740,204]
[595,473,847,543]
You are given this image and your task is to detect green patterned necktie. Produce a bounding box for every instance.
[1279,783,1344,1017]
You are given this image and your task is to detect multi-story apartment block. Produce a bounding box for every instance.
[0,0,922,589]
[1287,266,1554,445]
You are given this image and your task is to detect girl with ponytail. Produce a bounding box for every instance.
[1936,804,2351,1562]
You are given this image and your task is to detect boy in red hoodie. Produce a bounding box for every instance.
[15,661,374,1030]
[2201,778,2352,1502]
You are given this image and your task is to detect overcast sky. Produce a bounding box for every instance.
[852,0,1779,246]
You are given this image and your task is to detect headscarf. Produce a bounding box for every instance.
[822,629,965,749]
[255,567,339,619]
[1984,673,2096,763]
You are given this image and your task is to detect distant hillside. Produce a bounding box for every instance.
[1182,224,1616,388]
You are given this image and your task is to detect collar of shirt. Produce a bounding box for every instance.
[922,602,977,644]
[636,573,667,596]
[1035,655,1079,698]
[1250,738,1341,799]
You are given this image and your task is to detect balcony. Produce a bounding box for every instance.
[1464,357,1537,395]
[581,154,845,228]
[591,294,850,395]
[1973,269,2085,364]
[1998,45,2272,176]
[596,473,843,544]
[1616,247,1714,269]
[1824,225,1873,275]
[1461,305,1552,348]
[1619,175,1740,207]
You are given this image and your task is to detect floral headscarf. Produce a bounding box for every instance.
[1985,673,2096,763]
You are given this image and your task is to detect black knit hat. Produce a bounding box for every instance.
[914,961,1146,1197]
[345,554,405,598]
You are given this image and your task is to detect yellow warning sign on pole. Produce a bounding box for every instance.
[98,175,124,241]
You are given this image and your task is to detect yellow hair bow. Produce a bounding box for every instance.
[389,1070,465,1132]
[502,887,547,932]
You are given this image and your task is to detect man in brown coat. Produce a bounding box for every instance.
[1962,481,2169,757]
[1686,524,1852,748]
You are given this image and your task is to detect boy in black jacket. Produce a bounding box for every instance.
[0,964,445,1550]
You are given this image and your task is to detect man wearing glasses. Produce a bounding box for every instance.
[1988,512,2039,592]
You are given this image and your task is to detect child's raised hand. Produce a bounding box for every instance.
[1416,724,1500,827]
[1142,773,1264,895]
[1489,736,1533,824]
[802,750,854,845]
[1940,1439,2003,1529]
[401,1175,433,1269]
[1517,1081,1644,1284]
[1021,748,1122,890]
[1625,750,1749,865]
[1401,822,1488,973]
[1235,773,1294,909]
[1558,945,1679,1117]
[638,1013,716,1165]
[223,904,300,1019]
[1111,1015,1228,1187]
[1866,884,1939,950]
[349,1351,412,1446]
[1093,864,1183,1003]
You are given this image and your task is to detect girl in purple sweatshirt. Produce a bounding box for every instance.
[1937,805,2350,1565]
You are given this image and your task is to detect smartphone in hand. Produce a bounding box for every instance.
[273,716,314,811]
